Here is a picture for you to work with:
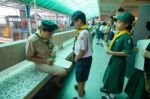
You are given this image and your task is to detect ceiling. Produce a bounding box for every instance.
[0,0,150,19]
[99,0,150,17]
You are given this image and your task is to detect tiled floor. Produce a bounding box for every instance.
[57,38,128,99]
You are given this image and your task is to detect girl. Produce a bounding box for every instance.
[100,12,135,99]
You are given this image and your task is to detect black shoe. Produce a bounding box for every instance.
[102,96,109,99]
[74,85,85,95]
[74,85,78,90]
[102,95,116,99]
[73,97,78,99]
[100,88,110,94]
[96,43,100,45]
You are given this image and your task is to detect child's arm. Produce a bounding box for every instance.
[74,49,86,62]
[107,36,133,57]
[144,50,150,59]
[133,47,138,53]
[106,50,129,56]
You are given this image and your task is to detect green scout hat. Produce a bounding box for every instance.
[41,20,58,32]
[116,12,135,25]
[70,10,86,26]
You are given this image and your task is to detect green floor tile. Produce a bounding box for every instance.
[57,37,128,99]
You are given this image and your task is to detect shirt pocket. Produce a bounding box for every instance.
[35,42,51,56]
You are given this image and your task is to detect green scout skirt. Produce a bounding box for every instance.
[124,69,145,99]
[103,56,126,94]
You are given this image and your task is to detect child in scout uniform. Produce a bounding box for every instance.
[124,21,150,99]
[100,12,135,99]
[103,22,111,45]
[98,22,107,45]
[70,10,93,99]
[26,20,68,87]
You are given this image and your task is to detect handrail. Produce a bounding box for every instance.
[0,30,76,71]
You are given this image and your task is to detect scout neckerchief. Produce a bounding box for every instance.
[109,30,131,50]
[35,31,53,52]
[73,25,88,51]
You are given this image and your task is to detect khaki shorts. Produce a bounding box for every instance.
[36,64,67,76]
[104,34,108,42]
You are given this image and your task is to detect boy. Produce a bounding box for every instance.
[71,11,93,99]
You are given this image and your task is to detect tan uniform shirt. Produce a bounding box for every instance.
[26,33,53,59]
[26,32,66,75]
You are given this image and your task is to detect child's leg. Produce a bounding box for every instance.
[78,82,85,97]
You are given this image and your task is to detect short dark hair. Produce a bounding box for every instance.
[71,10,86,26]
[125,25,133,31]
[75,15,86,25]
[102,22,107,26]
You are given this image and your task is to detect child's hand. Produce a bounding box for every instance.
[133,47,138,53]
[74,56,78,63]
[106,50,113,55]
[144,50,150,58]
[50,51,56,58]
[46,58,54,65]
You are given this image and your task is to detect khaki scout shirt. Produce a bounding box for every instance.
[26,33,53,59]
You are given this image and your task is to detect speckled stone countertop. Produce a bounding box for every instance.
[0,60,49,99]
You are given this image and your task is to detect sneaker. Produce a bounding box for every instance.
[102,96,109,99]
[100,88,110,94]
[102,94,116,99]
[74,85,78,90]
[96,42,100,45]
[109,94,116,99]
